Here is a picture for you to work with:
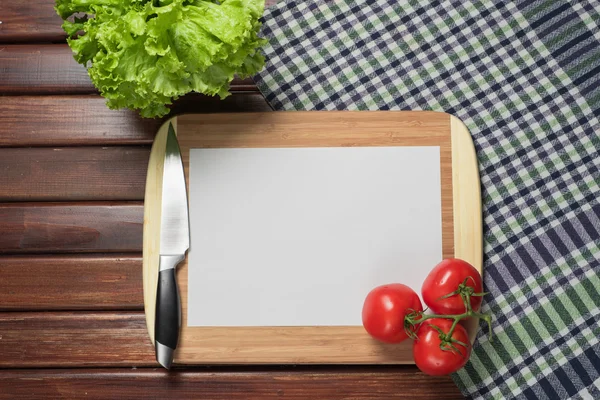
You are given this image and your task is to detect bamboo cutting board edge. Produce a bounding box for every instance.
[142,118,174,346]
[142,111,482,364]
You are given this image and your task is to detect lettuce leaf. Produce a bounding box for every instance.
[56,0,266,118]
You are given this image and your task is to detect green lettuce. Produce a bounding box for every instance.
[55,0,266,117]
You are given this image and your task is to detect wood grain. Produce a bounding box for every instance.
[0,44,95,93]
[0,311,155,367]
[177,111,453,148]
[450,115,483,342]
[0,147,149,201]
[0,255,143,310]
[450,116,483,271]
[0,94,270,147]
[0,311,459,397]
[0,0,279,43]
[141,112,479,365]
[0,96,160,146]
[0,368,462,400]
[0,1,65,43]
[142,120,171,345]
[0,44,259,94]
[0,203,143,254]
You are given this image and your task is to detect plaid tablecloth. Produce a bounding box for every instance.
[254,1,600,398]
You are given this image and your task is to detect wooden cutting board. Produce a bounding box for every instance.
[143,111,482,365]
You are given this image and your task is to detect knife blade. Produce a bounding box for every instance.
[155,123,190,370]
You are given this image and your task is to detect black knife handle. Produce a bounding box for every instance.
[155,258,182,350]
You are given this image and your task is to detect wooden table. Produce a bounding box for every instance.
[0,2,462,398]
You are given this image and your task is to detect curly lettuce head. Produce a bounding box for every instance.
[56,0,266,117]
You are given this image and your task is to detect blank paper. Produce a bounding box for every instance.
[187,146,442,327]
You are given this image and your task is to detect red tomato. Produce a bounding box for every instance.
[422,258,483,314]
[413,318,471,376]
[362,283,423,343]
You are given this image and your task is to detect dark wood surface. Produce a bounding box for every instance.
[0,255,143,310]
[0,1,463,398]
[0,147,149,201]
[0,94,271,147]
[0,1,66,43]
[0,368,461,400]
[0,44,258,95]
[0,45,95,94]
[0,311,155,367]
[0,203,143,253]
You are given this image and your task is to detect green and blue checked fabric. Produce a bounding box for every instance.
[254,1,600,398]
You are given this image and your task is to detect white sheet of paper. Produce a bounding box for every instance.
[187,146,442,327]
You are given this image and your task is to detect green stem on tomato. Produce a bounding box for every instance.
[447,316,461,338]
[406,308,492,341]
[405,277,494,353]
[410,310,488,324]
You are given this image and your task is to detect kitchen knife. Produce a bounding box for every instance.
[155,123,190,370]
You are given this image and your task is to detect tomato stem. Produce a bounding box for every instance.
[405,279,493,349]
[406,309,493,348]
[448,316,461,338]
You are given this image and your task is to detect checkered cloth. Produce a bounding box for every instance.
[253,1,600,398]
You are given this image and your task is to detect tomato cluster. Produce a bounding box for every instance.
[361,258,486,376]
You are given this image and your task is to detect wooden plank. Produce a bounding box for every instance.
[0,96,160,146]
[0,44,258,94]
[0,94,271,147]
[0,368,462,399]
[0,311,155,367]
[0,1,65,43]
[0,0,279,43]
[0,255,143,310]
[0,203,143,254]
[0,147,149,201]
[0,44,95,93]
